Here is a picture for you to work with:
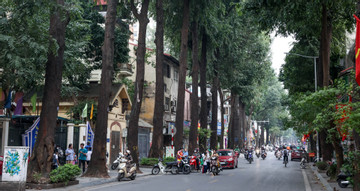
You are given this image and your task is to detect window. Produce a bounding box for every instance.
[165,97,170,111]
[163,64,170,78]
[164,84,167,93]
[174,69,179,81]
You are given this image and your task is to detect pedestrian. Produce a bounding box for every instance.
[78,143,87,173]
[85,142,91,150]
[86,147,92,167]
[65,144,75,164]
[52,150,60,169]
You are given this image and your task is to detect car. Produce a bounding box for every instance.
[217,149,238,169]
[0,155,3,175]
[291,150,304,161]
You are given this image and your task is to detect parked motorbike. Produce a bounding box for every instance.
[117,153,136,181]
[261,151,267,160]
[337,171,352,188]
[111,152,122,170]
[210,156,221,176]
[151,158,165,175]
[247,151,254,164]
[300,156,307,169]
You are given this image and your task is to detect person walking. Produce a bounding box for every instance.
[52,150,60,169]
[78,143,87,173]
[65,144,75,164]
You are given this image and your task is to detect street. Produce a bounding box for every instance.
[79,153,308,191]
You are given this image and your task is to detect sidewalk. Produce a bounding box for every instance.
[308,162,353,191]
[26,167,153,191]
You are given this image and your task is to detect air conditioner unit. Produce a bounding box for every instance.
[164,104,169,111]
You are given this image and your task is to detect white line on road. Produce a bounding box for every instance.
[302,169,312,191]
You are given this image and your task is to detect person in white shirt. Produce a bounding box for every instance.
[86,147,92,166]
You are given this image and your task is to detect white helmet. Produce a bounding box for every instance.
[126,150,131,154]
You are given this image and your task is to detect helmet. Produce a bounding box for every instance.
[126,150,131,154]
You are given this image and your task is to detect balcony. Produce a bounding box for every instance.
[118,63,133,77]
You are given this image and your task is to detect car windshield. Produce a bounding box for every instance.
[217,151,232,156]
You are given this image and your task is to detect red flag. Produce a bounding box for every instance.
[354,15,360,85]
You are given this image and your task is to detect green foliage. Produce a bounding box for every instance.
[316,161,328,171]
[327,163,337,179]
[140,157,176,166]
[50,164,81,184]
[140,157,158,166]
[341,151,360,186]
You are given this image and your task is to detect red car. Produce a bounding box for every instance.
[217,149,238,169]
[0,155,3,175]
[291,150,304,161]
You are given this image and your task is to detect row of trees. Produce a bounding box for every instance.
[0,0,283,181]
[245,0,360,189]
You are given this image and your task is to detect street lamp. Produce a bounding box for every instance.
[285,52,318,91]
[284,52,319,161]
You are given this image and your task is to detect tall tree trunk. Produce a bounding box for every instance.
[149,0,164,158]
[210,51,219,150]
[318,2,334,162]
[233,97,240,147]
[265,126,269,146]
[128,0,150,171]
[27,0,69,182]
[219,87,225,149]
[260,125,264,146]
[199,28,207,153]
[319,130,333,161]
[174,0,190,153]
[256,123,260,148]
[227,93,236,149]
[84,0,117,177]
[86,0,118,178]
[331,131,344,176]
[188,21,199,155]
[210,77,218,150]
[239,98,246,148]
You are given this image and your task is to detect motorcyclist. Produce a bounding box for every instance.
[193,149,200,170]
[282,147,289,164]
[125,150,133,172]
[176,148,184,167]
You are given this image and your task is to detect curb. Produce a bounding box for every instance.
[310,165,333,191]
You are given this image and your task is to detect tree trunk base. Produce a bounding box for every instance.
[82,169,110,178]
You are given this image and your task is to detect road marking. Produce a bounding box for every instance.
[302,169,312,191]
[228,173,234,176]
[209,179,218,184]
[186,189,191,191]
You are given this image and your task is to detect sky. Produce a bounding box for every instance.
[270,32,296,76]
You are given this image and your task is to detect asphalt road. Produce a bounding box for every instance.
[81,152,308,191]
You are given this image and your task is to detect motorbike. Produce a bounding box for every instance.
[261,151,267,160]
[151,158,165,175]
[276,150,282,160]
[300,156,307,169]
[284,156,288,167]
[244,149,249,160]
[164,157,191,175]
[189,156,200,172]
[117,153,136,181]
[255,149,260,158]
[247,151,254,164]
[210,156,221,176]
[337,171,352,188]
[111,152,122,170]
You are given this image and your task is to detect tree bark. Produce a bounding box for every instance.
[188,21,199,155]
[331,131,344,176]
[227,93,236,149]
[265,126,269,146]
[174,0,190,153]
[219,87,225,149]
[260,124,265,147]
[27,0,69,182]
[199,28,207,153]
[210,50,219,150]
[83,0,117,178]
[319,129,333,161]
[148,0,164,158]
[128,0,150,171]
[239,98,246,148]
